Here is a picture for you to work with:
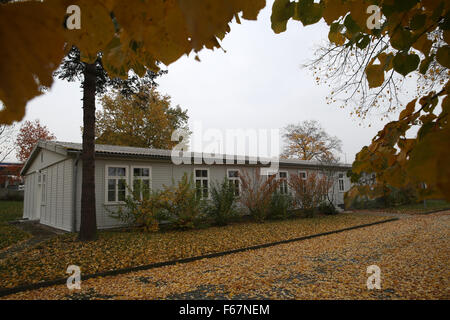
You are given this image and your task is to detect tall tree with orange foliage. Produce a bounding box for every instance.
[281,120,342,162]
[96,85,189,149]
[15,120,56,162]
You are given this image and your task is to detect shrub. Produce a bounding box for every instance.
[239,169,280,222]
[163,173,205,230]
[269,191,294,220]
[289,171,328,218]
[111,190,165,232]
[318,201,338,215]
[206,177,238,225]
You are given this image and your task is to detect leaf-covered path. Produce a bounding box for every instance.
[3,211,449,300]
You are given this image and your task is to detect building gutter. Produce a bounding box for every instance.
[71,152,81,232]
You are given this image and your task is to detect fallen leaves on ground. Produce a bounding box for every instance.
[0,213,388,289]
[0,201,30,250]
[4,212,448,300]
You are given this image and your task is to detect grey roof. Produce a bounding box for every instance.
[21,140,352,175]
[53,141,173,158]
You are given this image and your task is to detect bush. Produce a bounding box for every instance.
[163,173,205,230]
[111,190,166,232]
[318,201,338,215]
[206,178,238,225]
[269,191,293,220]
[288,171,330,218]
[239,169,280,222]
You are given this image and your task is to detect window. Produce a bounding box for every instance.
[298,170,307,192]
[106,166,128,203]
[278,171,289,194]
[298,170,307,180]
[132,167,151,200]
[195,169,209,199]
[338,173,345,192]
[227,169,240,196]
[38,172,46,204]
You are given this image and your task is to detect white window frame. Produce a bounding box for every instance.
[38,172,46,205]
[298,170,307,180]
[278,170,289,195]
[194,168,210,199]
[298,170,307,192]
[338,173,345,192]
[131,166,152,200]
[227,169,241,197]
[105,165,129,204]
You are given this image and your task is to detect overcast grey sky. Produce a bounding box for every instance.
[14,1,409,163]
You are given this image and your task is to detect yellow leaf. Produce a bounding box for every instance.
[365,64,384,88]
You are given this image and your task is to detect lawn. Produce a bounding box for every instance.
[362,200,450,214]
[0,213,391,289]
[0,201,30,250]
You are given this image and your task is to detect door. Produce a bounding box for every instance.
[35,173,42,220]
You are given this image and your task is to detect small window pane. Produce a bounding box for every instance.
[134,168,142,177]
[202,170,208,177]
[117,168,126,176]
[228,170,238,178]
[142,179,150,192]
[133,179,141,198]
[118,179,126,201]
[142,168,150,177]
[196,180,201,188]
[202,180,208,188]
[203,188,208,198]
[108,167,117,176]
[108,179,116,191]
[108,191,115,202]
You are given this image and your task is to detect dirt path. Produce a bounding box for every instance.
[0,221,60,261]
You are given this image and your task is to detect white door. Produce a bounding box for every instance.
[35,173,42,220]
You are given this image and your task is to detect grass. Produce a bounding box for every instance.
[0,212,391,289]
[0,201,30,251]
[370,200,450,214]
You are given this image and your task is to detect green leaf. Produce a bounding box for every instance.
[295,0,323,26]
[419,55,434,74]
[271,0,294,33]
[356,35,370,49]
[436,45,450,68]
[344,14,360,36]
[393,52,420,76]
[390,28,413,50]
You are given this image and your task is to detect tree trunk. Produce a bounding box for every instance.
[79,63,97,241]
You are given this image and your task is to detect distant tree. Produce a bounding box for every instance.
[0,124,15,162]
[0,163,22,188]
[16,120,56,162]
[281,120,342,162]
[96,85,189,149]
